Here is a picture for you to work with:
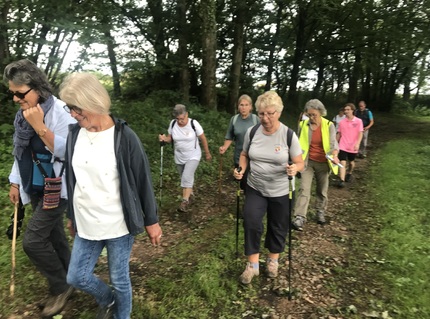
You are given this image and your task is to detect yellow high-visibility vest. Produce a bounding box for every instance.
[299,118,338,175]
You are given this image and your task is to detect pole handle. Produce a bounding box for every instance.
[288,161,293,181]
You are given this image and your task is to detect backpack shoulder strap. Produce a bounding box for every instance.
[171,119,177,129]
[247,123,261,152]
[232,114,240,127]
[191,119,196,134]
[287,127,294,163]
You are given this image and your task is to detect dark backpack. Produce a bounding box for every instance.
[170,119,197,148]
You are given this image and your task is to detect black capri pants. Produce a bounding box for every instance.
[243,185,291,256]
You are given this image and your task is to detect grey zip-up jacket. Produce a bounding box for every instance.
[65,117,158,236]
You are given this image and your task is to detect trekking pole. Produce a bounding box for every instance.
[287,161,293,300]
[159,141,165,208]
[235,167,242,258]
[218,154,223,202]
[10,202,19,297]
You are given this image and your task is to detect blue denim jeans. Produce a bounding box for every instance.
[67,233,134,319]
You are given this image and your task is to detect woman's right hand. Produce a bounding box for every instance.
[219,146,226,154]
[9,184,20,204]
[159,134,166,142]
[233,167,243,180]
[67,219,76,238]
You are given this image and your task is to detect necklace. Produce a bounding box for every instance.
[85,129,100,145]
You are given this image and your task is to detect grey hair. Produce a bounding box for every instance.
[304,99,327,117]
[3,59,52,103]
[173,104,187,117]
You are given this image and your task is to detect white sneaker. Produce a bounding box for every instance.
[239,262,259,284]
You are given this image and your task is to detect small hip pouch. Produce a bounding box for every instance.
[32,152,64,210]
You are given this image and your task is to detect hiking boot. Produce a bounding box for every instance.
[345,173,352,182]
[338,180,345,188]
[41,286,74,317]
[266,258,279,278]
[239,262,259,284]
[96,300,115,319]
[177,199,189,213]
[317,211,326,224]
[292,215,305,231]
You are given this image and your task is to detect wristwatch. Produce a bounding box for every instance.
[37,128,47,137]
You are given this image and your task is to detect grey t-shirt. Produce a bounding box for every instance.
[243,123,302,197]
[225,114,259,165]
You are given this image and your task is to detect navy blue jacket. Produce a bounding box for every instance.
[65,117,158,236]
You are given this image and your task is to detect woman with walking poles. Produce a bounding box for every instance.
[292,99,340,232]
[233,91,304,284]
[4,59,76,316]
[60,73,162,319]
[158,104,212,213]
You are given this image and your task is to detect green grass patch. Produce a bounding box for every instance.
[369,120,430,318]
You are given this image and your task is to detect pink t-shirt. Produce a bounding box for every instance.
[337,116,363,153]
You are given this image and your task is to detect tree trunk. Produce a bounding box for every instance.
[177,0,190,103]
[227,0,246,114]
[200,0,217,110]
[264,1,282,93]
[348,50,361,102]
[104,30,121,98]
[0,2,10,68]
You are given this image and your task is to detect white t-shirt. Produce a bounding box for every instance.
[72,126,129,240]
[168,118,204,164]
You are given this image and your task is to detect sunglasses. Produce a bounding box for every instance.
[8,88,33,100]
[63,105,83,115]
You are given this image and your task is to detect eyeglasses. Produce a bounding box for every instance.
[258,111,277,119]
[307,113,319,118]
[8,88,33,100]
[64,105,83,115]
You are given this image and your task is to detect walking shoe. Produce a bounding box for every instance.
[177,199,189,212]
[345,173,352,182]
[317,211,326,224]
[239,262,259,284]
[338,180,345,188]
[266,258,279,278]
[96,300,115,319]
[41,286,74,317]
[292,215,305,231]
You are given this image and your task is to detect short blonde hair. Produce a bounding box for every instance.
[237,94,253,108]
[59,73,111,115]
[255,91,283,113]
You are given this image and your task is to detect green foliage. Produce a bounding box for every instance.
[133,217,246,319]
[391,98,430,116]
[368,117,430,318]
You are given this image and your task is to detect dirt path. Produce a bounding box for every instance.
[7,114,415,319]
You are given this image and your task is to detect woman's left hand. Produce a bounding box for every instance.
[286,163,298,176]
[145,223,163,246]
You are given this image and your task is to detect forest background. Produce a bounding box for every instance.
[1,1,430,318]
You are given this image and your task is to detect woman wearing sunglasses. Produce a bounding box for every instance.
[4,59,76,316]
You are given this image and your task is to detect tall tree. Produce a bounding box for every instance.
[200,0,218,109]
